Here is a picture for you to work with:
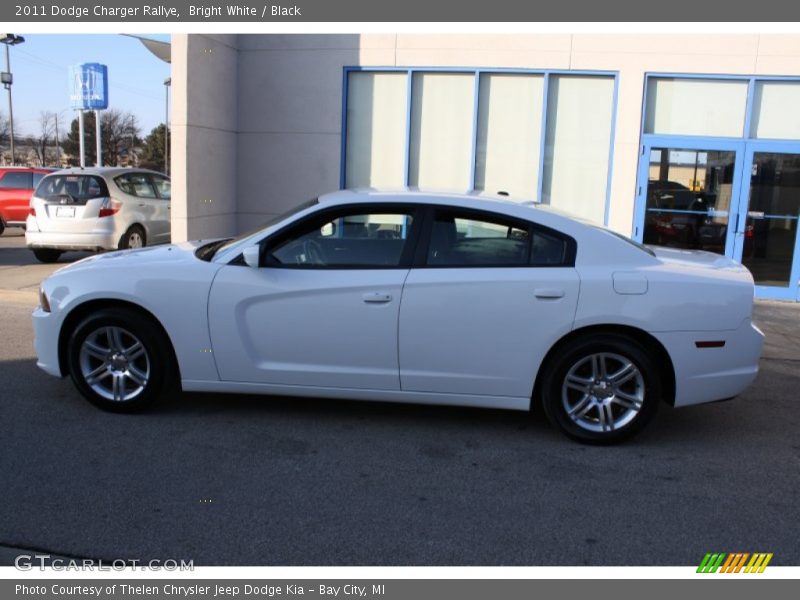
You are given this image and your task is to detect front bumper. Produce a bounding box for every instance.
[32,306,63,377]
[653,318,764,407]
[26,230,116,251]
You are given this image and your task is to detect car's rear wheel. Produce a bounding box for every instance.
[119,225,146,250]
[32,248,63,263]
[67,308,176,412]
[541,334,661,444]
[0,220,5,235]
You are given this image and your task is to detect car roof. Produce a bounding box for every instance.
[317,188,592,231]
[48,166,168,178]
[0,166,57,172]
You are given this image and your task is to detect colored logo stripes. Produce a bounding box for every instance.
[697,552,773,573]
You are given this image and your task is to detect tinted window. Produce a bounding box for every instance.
[35,174,108,201]
[530,228,569,266]
[269,210,414,268]
[427,211,530,266]
[151,175,171,199]
[0,171,33,189]
[32,173,47,187]
[115,173,157,198]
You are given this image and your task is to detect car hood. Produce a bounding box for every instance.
[53,241,210,275]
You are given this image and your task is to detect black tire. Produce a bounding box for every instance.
[67,307,177,413]
[0,220,5,235]
[119,225,146,250]
[540,333,661,444]
[33,248,63,263]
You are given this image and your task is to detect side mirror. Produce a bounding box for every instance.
[242,245,260,269]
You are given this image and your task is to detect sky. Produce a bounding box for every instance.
[6,34,171,139]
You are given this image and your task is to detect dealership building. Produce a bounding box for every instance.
[169,34,800,300]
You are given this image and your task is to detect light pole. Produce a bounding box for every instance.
[163,77,171,175]
[1,34,25,165]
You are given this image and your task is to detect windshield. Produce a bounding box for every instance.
[210,197,319,260]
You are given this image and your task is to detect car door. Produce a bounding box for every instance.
[115,173,169,244]
[208,204,421,390]
[399,207,580,399]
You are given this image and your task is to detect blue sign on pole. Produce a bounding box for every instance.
[68,63,109,110]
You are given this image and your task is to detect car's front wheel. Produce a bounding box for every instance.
[32,248,63,263]
[67,308,176,412]
[541,334,661,444]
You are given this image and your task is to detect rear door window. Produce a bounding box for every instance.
[35,174,108,202]
[115,173,158,198]
[0,171,33,189]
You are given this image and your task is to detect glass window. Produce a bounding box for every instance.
[0,171,33,189]
[115,173,157,198]
[269,210,414,268]
[644,78,748,137]
[35,174,108,201]
[408,73,475,191]
[642,148,736,255]
[542,75,615,224]
[427,210,530,266]
[151,175,171,199]
[32,173,47,187]
[474,74,543,198]
[345,72,407,188]
[751,81,800,140]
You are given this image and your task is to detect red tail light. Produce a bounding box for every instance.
[98,198,121,218]
[28,207,36,217]
[745,225,754,238]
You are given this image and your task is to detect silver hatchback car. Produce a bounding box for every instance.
[25,167,171,263]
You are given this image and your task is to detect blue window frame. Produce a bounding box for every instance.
[635,73,800,301]
[341,67,619,226]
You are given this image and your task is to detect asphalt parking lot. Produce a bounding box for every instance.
[1,228,799,566]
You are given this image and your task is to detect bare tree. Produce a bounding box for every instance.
[31,111,56,166]
[0,111,9,147]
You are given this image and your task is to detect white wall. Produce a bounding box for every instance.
[172,34,800,240]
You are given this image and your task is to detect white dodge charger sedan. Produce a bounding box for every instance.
[32,190,764,443]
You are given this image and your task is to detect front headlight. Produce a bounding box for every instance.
[39,286,51,313]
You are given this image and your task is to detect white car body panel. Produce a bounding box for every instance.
[208,266,409,389]
[32,190,764,416]
[25,167,170,251]
[398,267,579,397]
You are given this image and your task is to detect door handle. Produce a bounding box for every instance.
[534,288,565,299]
[362,292,392,304]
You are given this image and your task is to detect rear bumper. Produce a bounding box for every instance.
[653,318,764,407]
[26,229,116,251]
[32,306,63,377]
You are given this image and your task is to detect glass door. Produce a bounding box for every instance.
[634,137,745,257]
[732,143,800,300]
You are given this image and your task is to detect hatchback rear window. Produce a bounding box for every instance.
[35,174,109,202]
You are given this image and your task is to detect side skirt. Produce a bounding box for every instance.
[180,380,531,411]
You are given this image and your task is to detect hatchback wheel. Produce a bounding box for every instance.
[67,308,176,412]
[32,248,63,263]
[119,225,146,250]
[541,334,661,444]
